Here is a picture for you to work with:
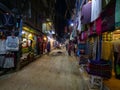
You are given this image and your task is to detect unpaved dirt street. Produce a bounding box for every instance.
[0,49,88,90]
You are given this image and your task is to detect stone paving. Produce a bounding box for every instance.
[0,49,88,90]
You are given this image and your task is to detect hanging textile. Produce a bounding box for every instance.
[0,55,5,67]
[79,31,88,41]
[101,41,113,61]
[101,0,115,32]
[3,53,14,68]
[78,41,86,54]
[92,37,97,60]
[75,0,84,12]
[91,0,102,22]
[81,1,92,24]
[96,16,102,35]
[6,36,19,51]
[97,36,103,61]
[88,38,94,59]
[89,22,96,36]
[0,39,6,54]
[115,0,120,28]
[81,24,85,31]
[77,11,82,32]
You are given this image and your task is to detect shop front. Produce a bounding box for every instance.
[19,25,43,68]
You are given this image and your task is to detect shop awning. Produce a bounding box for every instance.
[23,21,44,36]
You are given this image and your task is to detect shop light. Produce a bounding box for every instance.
[43,37,47,41]
[70,23,74,26]
[28,34,32,37]
[22,31,25,34]
[116,30,120,32]
[46,18,50,22]
[23,38,27,42]
[47,36,55,42]
[52,31,55,34]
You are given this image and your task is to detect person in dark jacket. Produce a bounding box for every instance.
[47,41,51,55]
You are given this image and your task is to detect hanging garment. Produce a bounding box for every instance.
[97,36,103,61]
[77,11,82,32]
[101,0,115,32]
[89,22,96,36]
[81,2,92,24]
[0,39,6,54]
[82,31,88,41]
[91,0,102,22]
[92,38,97,60]
[6,36,19,51]
[88,38,94,59]
[115,0,120,28]
[96,16,102,35]
[3,54,14,68]
[0,55,5,67]
[101,41,113,61]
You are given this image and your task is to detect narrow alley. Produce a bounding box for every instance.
[0,49,88,90]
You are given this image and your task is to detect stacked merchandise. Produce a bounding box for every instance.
[79,55,88,65]
[87,60,112,79]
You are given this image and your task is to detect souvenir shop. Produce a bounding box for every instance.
[0,10,19,72]
[20,25,44,65]
[74,0,120,89]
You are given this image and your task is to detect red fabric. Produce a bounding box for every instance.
[38,37,42,42]
[79,32,88,41]
[96,16,102,35]
[89,22,96,35]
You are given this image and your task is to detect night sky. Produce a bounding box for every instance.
[55,0,76,38]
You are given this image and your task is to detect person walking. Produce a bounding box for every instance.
[46,41,51,55]
[68,41,72,56]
